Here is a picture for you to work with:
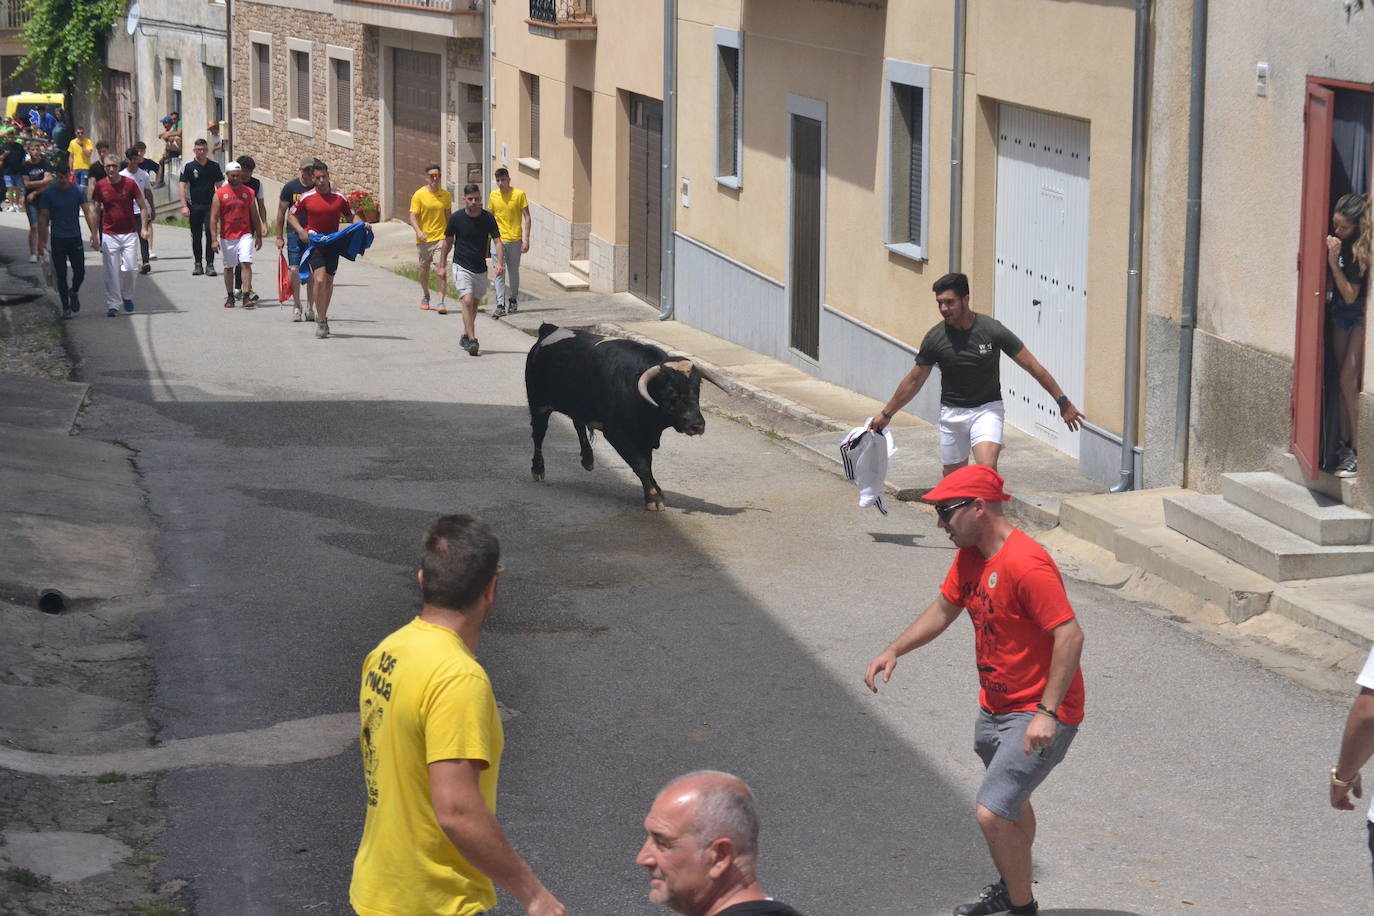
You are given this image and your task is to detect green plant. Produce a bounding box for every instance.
[96,770,127,783]
[390,265,421,284]
[2,866,51,889]
[14,0,123,93]
[124,901,183,916]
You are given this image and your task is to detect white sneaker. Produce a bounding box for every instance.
[148,252,159,260]
[305,308,316,322]
[291,305,303,322]
[27,253,36,262]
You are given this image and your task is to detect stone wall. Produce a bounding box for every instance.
[230,3,380,199]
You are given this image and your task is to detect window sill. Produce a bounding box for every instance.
[885,241,926,263]
[249,107,273,126]
[288,118,312,137]
[714,175,742,190]
[516,156,540,173]
[328,128,355,150]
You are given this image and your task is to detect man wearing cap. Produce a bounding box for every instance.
[864,464,1085,916]
[210,162,263,308]
[276,157,318,321]
[867,272,1083,477]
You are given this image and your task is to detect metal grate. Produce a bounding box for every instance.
[528,74,540,159]
[292,50,310,121]
[333,58,351,133]
[529,0,593,23]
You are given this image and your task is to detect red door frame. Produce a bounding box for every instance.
[1291,77,1374,479]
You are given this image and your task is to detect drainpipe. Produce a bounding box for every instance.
[948,0,966,272]
[225,0,233,161]
[658,0,677,320]
[1110,0,1152,493]
[1174,0,1206,467]
[482,0,492,195]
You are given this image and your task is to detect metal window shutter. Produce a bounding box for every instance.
[716,46,739,176]
[530,75,540,159]
[334,59,351,132]
[294,51,310,120]
[170,60,181,91]
[908,85,922,246]
[255,45,270,109]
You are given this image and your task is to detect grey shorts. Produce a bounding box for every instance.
[974,708,1077,821]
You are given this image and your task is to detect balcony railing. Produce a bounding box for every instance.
[0,0,32,30]
[342,0,481,12]
[528,0,596,38]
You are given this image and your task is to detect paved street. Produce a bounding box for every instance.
[23,212,1374,914]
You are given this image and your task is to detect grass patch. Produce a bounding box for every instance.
[2,866,51,889]
[391,264,421,285]
[159,215,191,230]
[46,325,63,340]
[124,901,183,916]
[128,852,160,866]
[97,770,128,783]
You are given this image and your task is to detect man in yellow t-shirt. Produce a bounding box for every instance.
[410,166,453,313]
[67,127,95,191]
[350,515,565,916]
[487,167,530,318]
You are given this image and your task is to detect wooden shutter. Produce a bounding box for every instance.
[293,51,310,121]
[530,75,540,159]
[254,45,270,110]
[333,58,351,133]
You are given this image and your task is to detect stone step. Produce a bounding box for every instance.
[1275,451,1358,506]
[1164,492,1374,581]
[1222,471,1371,546]
[569,258,590,278]
[1114,525,1273,623]
[548,271,590,291]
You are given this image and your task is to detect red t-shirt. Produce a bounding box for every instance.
[290,188,353,235]
[92,175,141,235]
[215,184,255,240]
[940,528,1085,725]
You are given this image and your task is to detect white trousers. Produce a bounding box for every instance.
[102,232,139,310]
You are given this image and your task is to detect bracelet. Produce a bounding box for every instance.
[1035,703,1060,721]
[1332,766,1359,788]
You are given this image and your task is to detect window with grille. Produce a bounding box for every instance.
[291,49,310,122]
[252,43,270,110]
[331,57,351,133]
[885,60,930,260]
[714,28,742,185]
[529,74,540,159]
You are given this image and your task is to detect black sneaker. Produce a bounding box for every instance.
[508,298,518,314]
[954,880,1011,916]
[192,263,204,276]
[460,334,471,350]
[466,337,480,357]
[69,294,80,314]
[1337,448,1359,478]
[206,265,218,277]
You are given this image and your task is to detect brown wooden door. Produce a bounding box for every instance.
[628,93,662,306]
[391,50,443,221]
[1291,81,1335,479]
[789,114,822,360]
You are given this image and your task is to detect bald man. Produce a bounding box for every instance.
[637,771,805,916]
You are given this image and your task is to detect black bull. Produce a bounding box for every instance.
[525,323,723,510]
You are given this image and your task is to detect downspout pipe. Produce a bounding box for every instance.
[659,0,677,320]
[482,0,492,197]
[225,0,233,161]
[1110,0,1152,492]
[948,0,967,272]
[1174,0,1207,467]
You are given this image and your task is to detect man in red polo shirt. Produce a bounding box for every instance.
[87,154,151,317]
[863,465,1085,916]
[210,161,263,309]
[287,161,363,339]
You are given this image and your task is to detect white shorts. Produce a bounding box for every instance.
[219,236,254,268]
[452,264,488,301]
[939,400,1005,465]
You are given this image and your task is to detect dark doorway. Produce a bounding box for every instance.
[789,113,822,360]
[628,93,662,306]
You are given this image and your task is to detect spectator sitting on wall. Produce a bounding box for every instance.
[159,114,182,168]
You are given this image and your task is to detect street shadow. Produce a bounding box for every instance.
[328,332,411,340]
[869,532,934,548]
[1042,910,1146,916]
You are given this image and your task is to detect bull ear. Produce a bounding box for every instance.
[637,365,662,407]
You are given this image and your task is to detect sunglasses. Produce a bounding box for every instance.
[935,498,976,524]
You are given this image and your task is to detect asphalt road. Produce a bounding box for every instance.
[48,217,1372,915]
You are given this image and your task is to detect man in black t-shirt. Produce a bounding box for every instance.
[275,157,319,320]
[440,183,504,357]
[21,141,52,262]
[178,138,224,276]
[636,771,806,916]
[869,272,1084,476]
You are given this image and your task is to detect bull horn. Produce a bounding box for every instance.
[694,362,729,392]
[637,365,662,407]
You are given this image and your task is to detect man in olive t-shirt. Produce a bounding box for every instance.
[869,272,1084,476]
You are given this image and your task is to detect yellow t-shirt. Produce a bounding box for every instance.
[487,187,529,242]
[349,618,504,916]
[410,187,453,243]
[68,138,94,171]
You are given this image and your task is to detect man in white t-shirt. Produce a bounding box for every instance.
[1331,647,1374,893]
[120,147,156,274]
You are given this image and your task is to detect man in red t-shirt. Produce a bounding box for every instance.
[87,154,151,317]
[209,161,263,309]
[286,161,362,339]
[864,465,1085,916]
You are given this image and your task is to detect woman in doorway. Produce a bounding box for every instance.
[1327,192,1372,477]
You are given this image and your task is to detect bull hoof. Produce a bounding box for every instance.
[532,470,544,482]
[581,457,595,471]
[645,500,663,511]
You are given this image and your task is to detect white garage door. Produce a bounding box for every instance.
[994,104,1089,458]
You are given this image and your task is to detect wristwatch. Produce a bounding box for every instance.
[1056,395,1069,408]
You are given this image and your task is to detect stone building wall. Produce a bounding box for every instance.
[230,3,380,199]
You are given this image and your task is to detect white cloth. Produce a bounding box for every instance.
[218,235,254,267]
[119,167,152,216]
[101,232,138,310]
[939,400,1005,465]
[1358,648,1374,822]
[840,422,896,515]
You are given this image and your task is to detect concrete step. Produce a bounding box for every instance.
[1058,487,1184,554]
[1164,492,1374,581]
[569,258,590,278]
[1114,526,1273,623]
[1275,451,1358,506]
[1271,574,1374,652]
[548,271,590,291]
[1222,471,1371,546]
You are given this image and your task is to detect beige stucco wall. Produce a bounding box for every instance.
[675,0,1139,434]
[490,0,663,281]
